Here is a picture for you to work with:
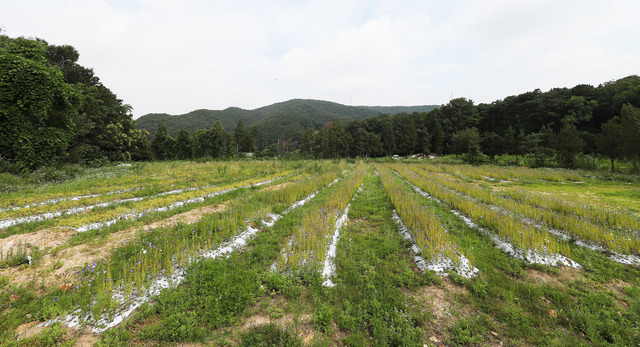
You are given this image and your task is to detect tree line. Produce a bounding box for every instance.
[149,119,258,160]
[273,76,640,172]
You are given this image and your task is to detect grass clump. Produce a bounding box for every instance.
[241,323,302,346]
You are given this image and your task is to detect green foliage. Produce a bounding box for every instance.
[0,36,80,169]
[175,129,192,159]
[448,316,489,346]
[0,34,149,169]
[451,127,481,162]
[241,324,302,347]
[150,122,176,160]
[153,257,261,331]
[555,123,584,167]
[312,303,334,335]
[95,326,131,347]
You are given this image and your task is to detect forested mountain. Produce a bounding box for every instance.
[361,105,439,114]
[137,99,383,144]
[137,100,439,146]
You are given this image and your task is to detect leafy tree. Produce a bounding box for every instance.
[515,129,526,164]
[619,104,640,171]
[524,125,555,166]
[367,132,384,157]
[393,113,417,156]
[327,119,349,158]
[555,124,584,167]
[451,128,481,157]
[192,129,217,158]
[380,117,395,156]
[211,121,228,157]
[0,36,81,169]
[481,132,503,160]
[150,123,176,160]
[260,143,279,157]
[43,41,147,163]
[503,126,516,155]
[415,126,431,154]
[597,116,624,172]
[563,96,597,125]
[175,129,192,160]
[247,125,258,153]
[351,127,369,157]
[300,127,316,155]
[431,120,444,155]
[234,119,247,152]
[440,98,480,134]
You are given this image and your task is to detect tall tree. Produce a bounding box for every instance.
[555,124,584,167]
[351,127,369,157]
[150,123,176,160]
[597,116,624,172]
[524,125,556,166]
[393,113,417,156]
[247,125,258,153]
[431,120,444,155]
[451,127,481,159]
[328,119,349,158]
[175,129,192,160]
[515,129,526,164]
[440,97,480,134]
[481,132,503,160]
[234,119,247,152]
[299,127,316,156]
[380,117,395,156]
[192,129,217,158]
[503,126,516,155]
[619,104,640,171]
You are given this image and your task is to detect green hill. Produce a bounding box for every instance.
[362,105,439,114]
[136,99,440,146]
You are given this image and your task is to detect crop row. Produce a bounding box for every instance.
[275,163,367,274]
[375,164,459,263]
[0,161,290,212]
[422,163,586,183]
[1,172,290,236]
[409,165,640,255]
[60,164,343,326]
[390,164,569,257]
[421,164,640,233]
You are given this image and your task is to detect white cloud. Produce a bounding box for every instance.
[2,0,639,117]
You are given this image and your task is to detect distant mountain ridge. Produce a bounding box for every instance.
[136,99,439,144]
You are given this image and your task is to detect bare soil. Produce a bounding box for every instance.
[0,204,226,289]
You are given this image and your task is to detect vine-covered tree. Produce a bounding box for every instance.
[0,36,81,169]
[0,34,148,169]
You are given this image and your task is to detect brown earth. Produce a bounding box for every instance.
[0,204,226,289]
[262,181,291,192]
[405,279,473,344]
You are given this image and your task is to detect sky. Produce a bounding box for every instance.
[2,0,639,118]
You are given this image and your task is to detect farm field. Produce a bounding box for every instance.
[1,160,640,346]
